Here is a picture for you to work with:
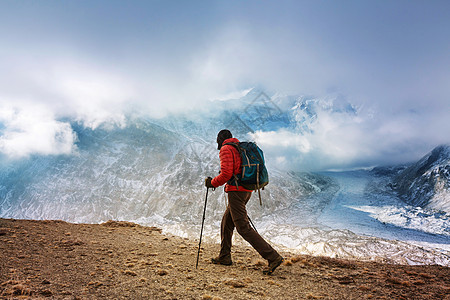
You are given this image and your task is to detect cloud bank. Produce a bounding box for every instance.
[0,1,448,168]
[0,102,77,159]
[250,95,449,171]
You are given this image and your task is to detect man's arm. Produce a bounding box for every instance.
[211,145,234,187]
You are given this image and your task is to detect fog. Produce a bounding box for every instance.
[0,1,449,168]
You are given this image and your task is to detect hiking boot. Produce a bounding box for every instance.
[211,256,232,266]
[263,256,283,275]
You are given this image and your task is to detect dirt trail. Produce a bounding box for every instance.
[1,218,449,299]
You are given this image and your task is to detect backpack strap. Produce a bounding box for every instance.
[223,142,241,189]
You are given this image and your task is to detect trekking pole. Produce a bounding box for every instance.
[196,187,209,269]
[248,215,258,234]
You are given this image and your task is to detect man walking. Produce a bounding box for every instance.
[205,129,283,275]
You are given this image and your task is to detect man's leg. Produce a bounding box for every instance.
[218,205,234,262]
[228,191,280,263]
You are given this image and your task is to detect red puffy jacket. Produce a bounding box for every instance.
[211,137,252,193]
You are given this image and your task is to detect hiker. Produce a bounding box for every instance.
[205,129,284,275]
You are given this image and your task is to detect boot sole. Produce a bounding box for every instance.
[263,257,284,275]
[211,258,232,266]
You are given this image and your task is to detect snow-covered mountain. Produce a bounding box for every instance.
[393,145,450,212]
[1,90,449,266]
[0,114,332,225]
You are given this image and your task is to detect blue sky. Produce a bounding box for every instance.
[0,1,449,167]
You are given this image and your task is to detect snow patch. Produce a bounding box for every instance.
[347,205,450,236]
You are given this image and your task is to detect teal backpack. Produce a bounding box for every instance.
[225,142,269,205]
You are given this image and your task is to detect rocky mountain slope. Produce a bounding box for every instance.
[0,115,332,226]
[393,145,450,212]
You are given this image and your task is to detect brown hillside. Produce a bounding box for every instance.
[1,218,449,299]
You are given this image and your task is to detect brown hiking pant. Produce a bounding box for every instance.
[219,191,280,263]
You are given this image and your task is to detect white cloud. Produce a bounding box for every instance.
[0,102,77,159]
[49,61,132,129]
[3,56,133,129]
[0,55,135,158]
[250,96,449,171]
[0,2,448,164]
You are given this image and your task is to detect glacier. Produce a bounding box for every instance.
[0,91,449,266]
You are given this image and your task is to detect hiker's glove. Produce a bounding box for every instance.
[205,177,215,188]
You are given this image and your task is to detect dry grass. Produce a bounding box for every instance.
[1,218,449,300]
[157,269,168,276]
[283,259,293,266]
[123,270,137,276]
[223,278,247,288]
[253,259,266,266]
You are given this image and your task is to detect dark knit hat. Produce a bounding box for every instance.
[217,129,232,150]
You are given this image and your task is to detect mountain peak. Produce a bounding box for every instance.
[394,144,450,211]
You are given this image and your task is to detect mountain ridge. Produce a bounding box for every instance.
[393,145,450,212]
